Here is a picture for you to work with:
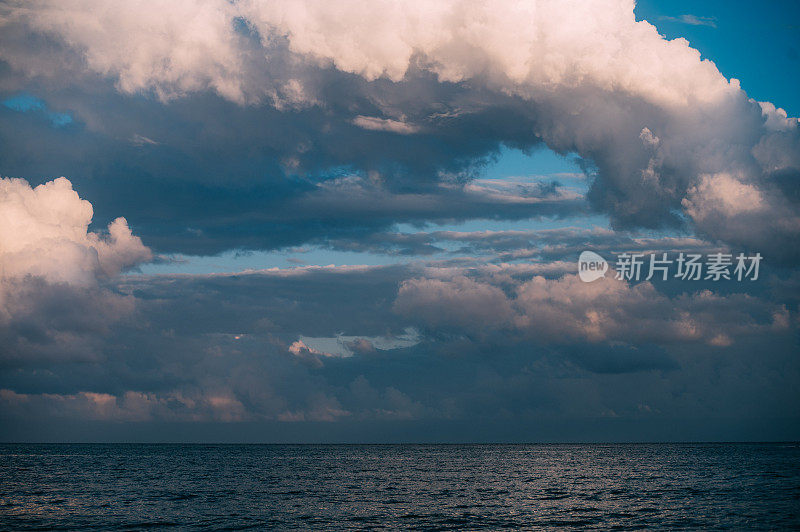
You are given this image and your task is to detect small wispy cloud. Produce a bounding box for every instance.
[660,14,717,28]
[131,133,158,146]
[352,116,420,134]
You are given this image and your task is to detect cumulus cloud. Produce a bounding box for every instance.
[1,0,798,259]
[0,176,151,285]
[3,0,733,107]
[683,172,800,261]
[0,177,151,362]
[0,0,249,102]
[393,275,515,333]
[395,270,789,346]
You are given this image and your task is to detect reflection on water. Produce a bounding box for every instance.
[1,443,799,529]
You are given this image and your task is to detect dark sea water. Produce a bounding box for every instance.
[1,443,799,530]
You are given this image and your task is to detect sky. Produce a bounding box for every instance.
[0,0,798,443]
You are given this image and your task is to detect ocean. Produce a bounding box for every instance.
[1,443,799,530]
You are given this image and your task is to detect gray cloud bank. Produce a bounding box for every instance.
[1,255,797,439]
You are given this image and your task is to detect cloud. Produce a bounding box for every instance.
[660,15,718,28]
[0,259,795,436]
[393,275,515,333]
[683,172,800,261]
[0,1,799,440]
[6,0,732,107]
[0,95,586,254]
[0,277,136,364]
[0,0,250,103]
[295,328,420,359]
[0,388,249,422]
[315,226,717,260]
[1,0,798,260]
[395,269,790,346]
[352,115,420,134]
[0,176,151,285]
[0,176,151,363]
[137,174,584,254]
[288,339,335,367]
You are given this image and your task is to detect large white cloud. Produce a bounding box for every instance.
[0,176,151,285]
[2,0,735,108]
[0,176,151,362]
[241,0,735,109]
[2,0,798,258]
[0,0,247,102]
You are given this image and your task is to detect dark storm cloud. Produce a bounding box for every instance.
[1,262,796,432]
[0,79,587,254]
[0,277,135,367]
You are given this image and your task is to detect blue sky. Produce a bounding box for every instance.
[636,0,800,116]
